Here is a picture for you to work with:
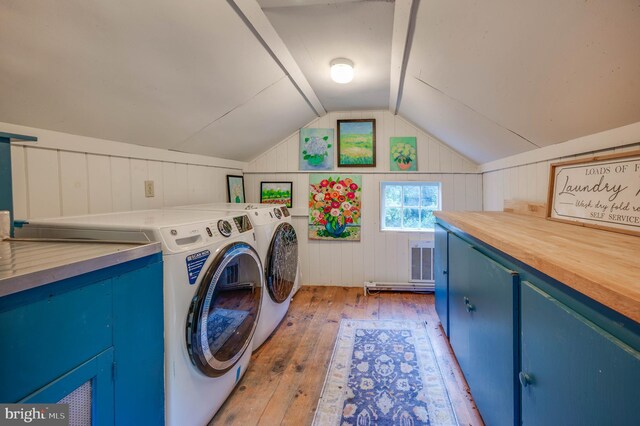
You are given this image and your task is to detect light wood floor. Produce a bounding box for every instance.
[211,286,483,426]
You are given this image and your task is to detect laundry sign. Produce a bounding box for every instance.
[547,150,640,236]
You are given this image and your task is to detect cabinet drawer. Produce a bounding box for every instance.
[521,281,640,425]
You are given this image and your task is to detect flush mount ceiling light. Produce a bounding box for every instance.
[330,58,354,84]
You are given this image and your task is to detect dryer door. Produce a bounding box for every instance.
[186,242,263,377]
[265,222,298,303]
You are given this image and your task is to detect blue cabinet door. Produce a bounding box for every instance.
[466,246,518,426]
[448,234,518,426]
[521,281,640,425]
[21,348,115,426]
[434,224,449,336]
[448,233,472,375]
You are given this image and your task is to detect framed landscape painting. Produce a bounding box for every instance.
[300,128,333,170]
[308,174,361,241]
[226,175,245,203]
[390,137,417,171]
[260,181,293,208]
[337,119,376,167]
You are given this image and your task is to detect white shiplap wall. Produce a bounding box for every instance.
[5,123,246,219]
[244,111,482,287]
[483,143,640,210]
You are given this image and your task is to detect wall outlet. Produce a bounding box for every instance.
[144,180,155,198]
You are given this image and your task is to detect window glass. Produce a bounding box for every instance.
[381,182,441,231]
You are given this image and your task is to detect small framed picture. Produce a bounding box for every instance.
[226,175,246,203]
[337,119,376,167]
[260,181,293,208]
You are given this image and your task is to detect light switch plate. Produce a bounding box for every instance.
[144,180,155,198]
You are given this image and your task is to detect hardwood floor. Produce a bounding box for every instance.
[210,286,484,426]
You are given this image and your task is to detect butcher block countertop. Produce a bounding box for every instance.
[435,211,640,323]
[0,239,161,298]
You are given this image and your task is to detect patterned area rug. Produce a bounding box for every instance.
[313,320,458,426]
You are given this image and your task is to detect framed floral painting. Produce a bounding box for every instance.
[390,137,417,171]
[226,175,245,203]
[309,174,362,241]
[300,128,333,170]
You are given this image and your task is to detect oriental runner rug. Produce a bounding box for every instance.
[313,320,458,426]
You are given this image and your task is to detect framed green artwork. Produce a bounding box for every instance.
[226,175,245,203]
[390,137,417,171]
[260,181,293,208]
[337,119,376,167]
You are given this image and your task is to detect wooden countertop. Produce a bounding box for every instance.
[435,211,640,323]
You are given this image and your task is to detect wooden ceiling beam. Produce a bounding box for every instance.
[389,0,418,115]
[230,0,327,117]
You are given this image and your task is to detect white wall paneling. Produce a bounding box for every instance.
[482,124,640,211]
[246,110,478,173]
[9,125,246,220]
[245,110,481,287]
[246,171,482,287]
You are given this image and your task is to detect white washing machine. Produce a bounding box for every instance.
[172,203,299,351]
[16,209,264,425]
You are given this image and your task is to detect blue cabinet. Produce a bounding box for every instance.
[0,254,164,425]
[521,281,640,425]
[434,224,449,336]
[437,217,640,426]
[448,233,518,426]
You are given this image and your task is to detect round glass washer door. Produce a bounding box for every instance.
[266,222,298,303]
[186,242,263,377]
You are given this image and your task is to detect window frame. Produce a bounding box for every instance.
[379,181,442,232]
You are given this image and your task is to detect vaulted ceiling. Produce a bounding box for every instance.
[1,0,639,164]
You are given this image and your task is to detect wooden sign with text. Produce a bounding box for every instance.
[547,150,640,236]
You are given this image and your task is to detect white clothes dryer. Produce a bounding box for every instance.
[172,203,298,351]
[17,209,264,425]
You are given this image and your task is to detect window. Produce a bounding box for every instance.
[380,182,441,231]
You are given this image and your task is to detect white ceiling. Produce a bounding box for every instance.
[400,0,640,163]
[261,1,394,111]
[1,0,639,164]
[0,0,315,161]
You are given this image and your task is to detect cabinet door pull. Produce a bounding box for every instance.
[464,297,475,312]
[519,371,533,387]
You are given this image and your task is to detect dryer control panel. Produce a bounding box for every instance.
[247,206,289,226]
[159,214,254,253]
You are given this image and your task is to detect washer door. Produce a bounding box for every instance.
[266,222,298,303]
[186,242,263,377]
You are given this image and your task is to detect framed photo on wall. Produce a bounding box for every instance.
[337,119,376,167]
[260,181,293,208]
[226,175,245,203]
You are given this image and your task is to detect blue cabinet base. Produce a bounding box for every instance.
[0,253,164,425]
[436,218,640,426]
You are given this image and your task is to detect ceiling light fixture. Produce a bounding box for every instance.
[330,58,354,84]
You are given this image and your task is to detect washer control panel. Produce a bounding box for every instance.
[160,214,254,252]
